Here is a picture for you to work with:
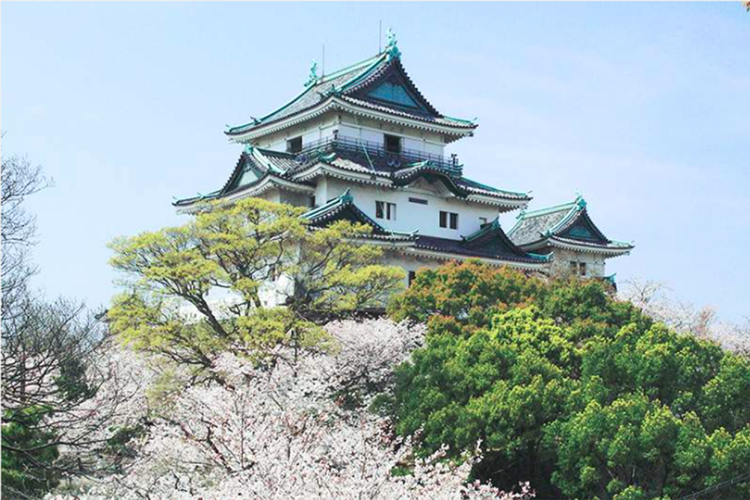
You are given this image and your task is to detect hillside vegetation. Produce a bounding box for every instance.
[3,188,748,500]
[388,262,750,500]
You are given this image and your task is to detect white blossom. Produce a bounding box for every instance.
[47,319,534,500]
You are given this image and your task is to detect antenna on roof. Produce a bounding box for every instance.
[321,44,326,77]
[379,20,382,53]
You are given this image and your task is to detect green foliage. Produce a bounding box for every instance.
[55,356,97,403]
[388,260,544,330]
[108,197,404,373]
[390,261,750,499]
[2,407,60,499]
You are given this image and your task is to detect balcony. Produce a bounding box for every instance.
[295,136,463,177]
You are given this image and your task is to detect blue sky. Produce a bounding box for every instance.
[3,2,748,321]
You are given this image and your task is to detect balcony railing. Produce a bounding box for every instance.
[293,136,463,177]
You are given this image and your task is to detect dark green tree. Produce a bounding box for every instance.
[389,261,750,499]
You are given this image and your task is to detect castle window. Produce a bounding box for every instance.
[409,197,428,205]
[286,136,302,154]
[384,134,401,154]
[440,211,458,229]
[569,261,587,277]
[376,201,396,220]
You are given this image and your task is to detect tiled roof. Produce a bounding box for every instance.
[338,96,475,129]
[303,194,547,266]
[225,50,476,137]
[508,196,633,254]
[234,57,382,134]
[218,147,300,195]
[413,235,547,265]
[302,189,391,235]
[175,145,529,208]
[508,202,575,246]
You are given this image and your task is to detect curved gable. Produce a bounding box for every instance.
[346,59,442,118]
[557,210,611,244]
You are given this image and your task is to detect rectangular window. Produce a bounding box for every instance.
[286,136,302,154]
[376,201,396,220]
[409,197,428,205]
[408,271,417,287]
[579,262,587,277]
[384,134,401,154]
[449,212,459,230]
[570,261,578,274]
[309,195,316,208]
[440,211,458,229]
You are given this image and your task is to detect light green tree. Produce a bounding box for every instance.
[108,197,405,373]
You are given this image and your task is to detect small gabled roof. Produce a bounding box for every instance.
[219,146,300,195]
[508,195,634,256]
[302,188,392,236]
[173,146,310,209]
[462,218,547,262]
[225,32,476,139]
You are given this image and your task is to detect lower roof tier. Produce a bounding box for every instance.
[508,195,634,259]
[301,189,550,271]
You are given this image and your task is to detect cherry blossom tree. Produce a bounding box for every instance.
[46,319,535,500]
[621,278,748,354]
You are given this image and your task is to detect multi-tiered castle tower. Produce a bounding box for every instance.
[175,31,632,289]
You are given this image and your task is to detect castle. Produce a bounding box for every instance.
[175,31,632,290]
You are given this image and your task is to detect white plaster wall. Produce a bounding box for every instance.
[337,114,446,156]
[251,112,450,156]
[549,248,606,278]
[385,252,442,276]
[314,177,330,206]
[253,113,340,152]
[324,177,500,239]
[280,190,312,207]
[258,188,281,203]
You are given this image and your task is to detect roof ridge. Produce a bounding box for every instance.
[248,147,284,175]
[227,54,387,135]
[463,217,501,242]
[254,147,296,158]
[302,188,352,219]
[517,200,577,219]
[318,53,384,85]
[226,84,318,134]
[461,177,529,197]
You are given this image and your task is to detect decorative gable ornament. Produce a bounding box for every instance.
[304,59,319,87]
[385,28,401,61]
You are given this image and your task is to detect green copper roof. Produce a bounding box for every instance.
[226,32,476,136]
[508,194,634,253]
[302,188,355,221]
[515,194,585,221]
[226,53,387,135]
[463,218,503,243]
[460,177,529,198]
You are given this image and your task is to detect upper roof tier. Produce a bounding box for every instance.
[225,31,478,143]
[508,195,634,257]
